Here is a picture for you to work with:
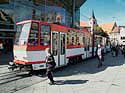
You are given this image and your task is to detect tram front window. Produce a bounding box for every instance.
[15,23,31,45]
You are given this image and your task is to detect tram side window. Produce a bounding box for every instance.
[72,37,74,45]
[61,34,65,55]
[76,37,80,45]
[52,33,58,56]
[79,33,84,45]
[83,37,85,45]
[40,25,50,46]
[28,23,38,46]
[67,30,71,45]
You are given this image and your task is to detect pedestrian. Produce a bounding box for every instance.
[0,40,3,54]
[123,45,125,58]
[96,44,104,68]
[45,48,56,85]
[112,46,116,57]
[110,45,113,53]
[115,45,119,56]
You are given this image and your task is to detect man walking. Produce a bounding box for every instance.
[96,44,104,68]
[45,48,56,85]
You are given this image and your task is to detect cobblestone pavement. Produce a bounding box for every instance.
[15,53,125,93]
[0,52,125,93]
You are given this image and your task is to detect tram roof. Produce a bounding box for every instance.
[16,20,68,32]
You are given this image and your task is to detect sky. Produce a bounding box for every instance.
[80,0,125,26]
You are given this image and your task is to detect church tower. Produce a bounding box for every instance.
[90,10,97,33]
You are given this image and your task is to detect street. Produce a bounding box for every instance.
[0,52,125,93]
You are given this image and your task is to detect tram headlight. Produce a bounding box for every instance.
[9,62,14,66]
[14,56,17,60]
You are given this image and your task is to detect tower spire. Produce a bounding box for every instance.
[92,10,95,19]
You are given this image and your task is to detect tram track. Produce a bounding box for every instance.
[0,71,47,93]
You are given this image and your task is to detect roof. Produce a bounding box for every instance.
[112,27,120,33]
[80,21,90,27]
[99,22,117,34]
[75,0,87,8]
[92,10,96,19]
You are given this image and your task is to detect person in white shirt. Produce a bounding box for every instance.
[96,44,104,68]
[0,41,3,54]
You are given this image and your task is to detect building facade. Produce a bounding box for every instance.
[110,27,120,46]
[0,0,86,51]
[0,0,86,30]
[119,26,125,45]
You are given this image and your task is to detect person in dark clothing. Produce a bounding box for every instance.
[112,46,116,57]
[115,45,119,56]
[123,45,125,58]
[45,48,56,85]
[110,45,113,55]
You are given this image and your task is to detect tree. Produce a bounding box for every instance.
[94,26,108,37]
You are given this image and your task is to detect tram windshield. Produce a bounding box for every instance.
[15,23,31,45]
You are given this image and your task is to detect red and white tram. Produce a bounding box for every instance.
[10,20,109,72]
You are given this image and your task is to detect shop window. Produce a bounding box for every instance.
[40,25,50,46]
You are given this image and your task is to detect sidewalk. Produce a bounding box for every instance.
[14,53,125,93]
[0,52,13,74]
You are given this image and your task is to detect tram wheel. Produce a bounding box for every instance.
[79,55,83,62]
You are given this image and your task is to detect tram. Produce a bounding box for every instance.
[8,20,109,72]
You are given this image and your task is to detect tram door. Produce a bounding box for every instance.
[52,32,66,67]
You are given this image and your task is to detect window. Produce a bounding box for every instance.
[15,25,23,45]
[28,22,38,46]
[40,25,50,46]
[67,30,71,45]
[83,37,85,45]
[15,23,31,45]
[52,33,58,56]
[121,37,125,40]
[76,37,79,45]
[61,34,65,55]
[72,37,74,45]
[77,32,84,46]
